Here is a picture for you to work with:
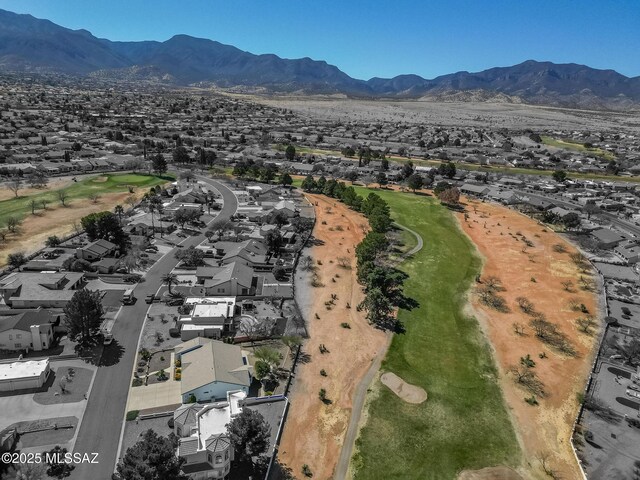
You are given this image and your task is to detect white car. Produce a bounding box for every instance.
[103,333,114,345]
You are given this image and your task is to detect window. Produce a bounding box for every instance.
[217,288,224,293]
[8,334,12,340]
[14,343,21,348]
[215,455,222,464]
[207,453,212,463]
[15,334,21,339]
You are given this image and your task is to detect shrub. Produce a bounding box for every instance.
[302,464,313,477]
[525,395,538,406]
[126,410,139,421]
[340,322,351,329]
[169,327,180,337]
[175,372,181,381]
[319,388,327,401]
[320,369,327,377]
[167,417,175,428]
[132,378,143,387]
[187,394,197,403]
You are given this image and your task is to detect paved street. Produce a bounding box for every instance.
[70,177,237,479]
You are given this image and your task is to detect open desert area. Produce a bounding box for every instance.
[457,199,600,479]
[258,97,640,133]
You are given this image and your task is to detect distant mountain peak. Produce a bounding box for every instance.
[0,7,638,110]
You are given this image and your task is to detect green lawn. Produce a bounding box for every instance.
[351,188,520,479]
[0,173,173,226]
[541,135,615,161]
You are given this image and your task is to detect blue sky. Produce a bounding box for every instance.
[1,0,639,79]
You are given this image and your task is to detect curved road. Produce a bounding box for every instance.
[333,222,423,480]
[71,177,237,479]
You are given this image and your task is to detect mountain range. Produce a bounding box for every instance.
[1,8,639,109]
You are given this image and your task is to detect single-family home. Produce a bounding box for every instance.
[592,228,628,249]
[178,297,237,341]
[173,391,244,479]
[175,338,252,403]
[76,238,117,261]
[0,309,58,351]
[0,272,85,309]
[197,262,257,296]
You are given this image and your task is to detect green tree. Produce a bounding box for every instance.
[285,145,296,161]
[46,446,75,479]
[172,146,190,164]
[400,161,414,179]
[174,246,205,267]
[562,212,581,230]
[364,267,410,306]
[226,409,271,461]
[114,430,187,480]
[301,175,316,192]
[359,288,394,327]
[438,162,456,178]
[7,252,27,268]
[265,229,284,254]
[254,346,281,366]
[81,211,131,253]
[152,153,168,174]
[552,170,567,182]
[407,173,424,192]
[254,360,272,381]
[355,232,388,267]
[279,173,293,186]
[45,235,62,248]
[63,289,104,348]
[162,273,177,295]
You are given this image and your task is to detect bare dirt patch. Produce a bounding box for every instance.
[457,199,599,480]
[277,193,388,480]
[380,371,427,404]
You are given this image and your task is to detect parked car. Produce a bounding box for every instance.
[145,294,155,304]
[103,333,113,345]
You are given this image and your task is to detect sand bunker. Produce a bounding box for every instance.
[380,372,427,404]
[458,466,525,480]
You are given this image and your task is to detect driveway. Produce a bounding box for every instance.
[70,177,238,479]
